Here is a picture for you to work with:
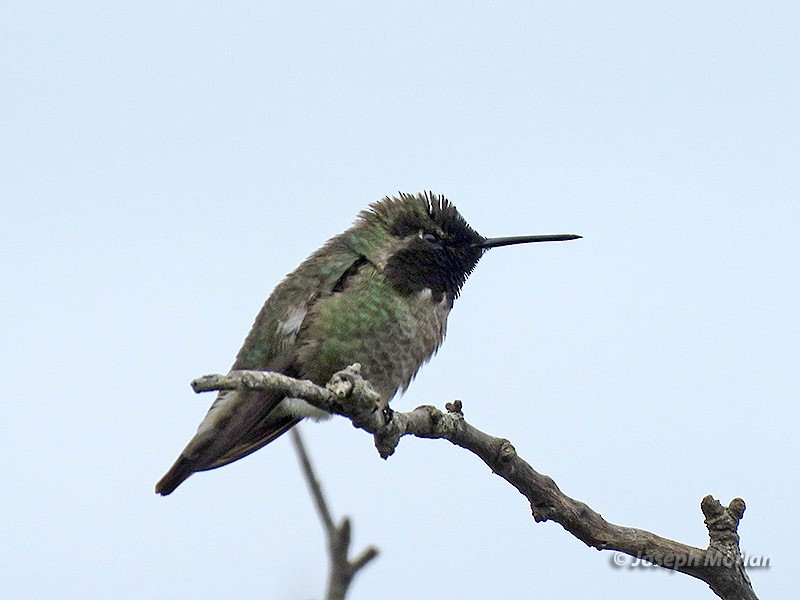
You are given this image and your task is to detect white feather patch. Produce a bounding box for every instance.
[282,397,332,421]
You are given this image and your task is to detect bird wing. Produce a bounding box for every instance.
[156,239,367,495]
[202,407,300,470]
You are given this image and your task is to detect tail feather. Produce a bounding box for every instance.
[155,456,196,496]
[155,389,285,495]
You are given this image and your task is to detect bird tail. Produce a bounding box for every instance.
[155,456,196,496]
[155,388,286,496]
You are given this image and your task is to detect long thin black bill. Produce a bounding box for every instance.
[478,234,582,249]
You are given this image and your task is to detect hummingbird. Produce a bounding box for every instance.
[156,192,580,495]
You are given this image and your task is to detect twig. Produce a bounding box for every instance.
[193,365,759,600]
[290,426,379,600]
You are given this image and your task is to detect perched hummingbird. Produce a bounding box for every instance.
[156,192,580,495]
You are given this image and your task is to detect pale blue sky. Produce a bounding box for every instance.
[2,2,797,599]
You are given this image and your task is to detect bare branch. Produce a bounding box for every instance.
[193,365,758,600]
[290,426,379,600]
[291,427,335,533]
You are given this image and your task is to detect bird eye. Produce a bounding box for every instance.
[421,231,442,247]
